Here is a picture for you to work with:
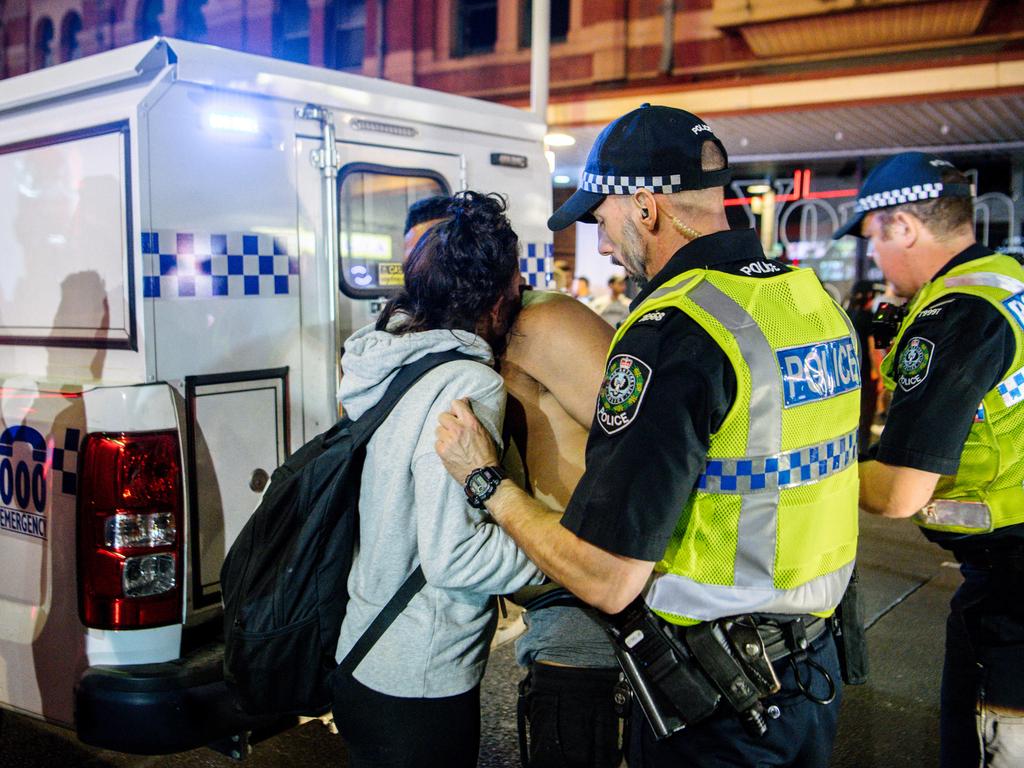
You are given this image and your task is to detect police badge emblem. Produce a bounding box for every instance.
[597,354,653,434]
[897,336,934,391]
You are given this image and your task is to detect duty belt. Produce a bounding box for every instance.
[751,615,829,663]
[669,614,828,663]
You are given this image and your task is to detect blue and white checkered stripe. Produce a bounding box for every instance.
[521,243,553,288]
[855,183,945,213]
[50,428,80,496]
[997,364,1024,407]
[142,231,299,299]
[697,430,858,493]
[582,171,689,196]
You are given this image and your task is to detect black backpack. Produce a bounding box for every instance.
[221,350,474,716]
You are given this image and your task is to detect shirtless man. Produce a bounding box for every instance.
[404,198,621,767]
[502,288,621,768]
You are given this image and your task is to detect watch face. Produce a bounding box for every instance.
[468,474,490,495]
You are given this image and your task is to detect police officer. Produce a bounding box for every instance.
[436,104,860,767]
[835,151,1024,768]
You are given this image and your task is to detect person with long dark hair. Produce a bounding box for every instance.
[330,191,541,767]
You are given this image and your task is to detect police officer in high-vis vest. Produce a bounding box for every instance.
[436,104,860,767]
[834,151,1024,768]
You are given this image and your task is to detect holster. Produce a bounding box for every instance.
[830,565,869,685]
[601,599,720,740]
[600,599,790,740]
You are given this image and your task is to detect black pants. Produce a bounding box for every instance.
[940,563,1024,767]
[629,631,842,768]
[518,663,623,768]
[329,670,481,768]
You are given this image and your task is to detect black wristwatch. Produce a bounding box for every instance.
[464,466,507,509]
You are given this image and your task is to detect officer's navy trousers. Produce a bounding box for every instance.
[940,562,1024,768]
[629,630,842,768]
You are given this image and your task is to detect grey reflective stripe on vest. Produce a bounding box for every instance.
[646,561,855,622]
[645,278,852,619]
[915,499,992,531]
[688,280,782,591]
[945,272,1024,293]
[643,275,697,304]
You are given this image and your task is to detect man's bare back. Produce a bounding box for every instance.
[501,290,611,510]
[499,289,625,768]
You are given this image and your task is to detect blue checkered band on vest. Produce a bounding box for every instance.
[997,363,1024,407]
[581,171,691,196]
[855,182,945,213]
[697,429,858,493]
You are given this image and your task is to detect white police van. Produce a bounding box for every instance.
[0,37,552,755]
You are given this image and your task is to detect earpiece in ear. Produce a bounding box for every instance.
[640,208,650,220]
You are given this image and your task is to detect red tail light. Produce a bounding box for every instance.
[77,431,183,629]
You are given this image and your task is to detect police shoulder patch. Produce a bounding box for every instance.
[597,354,653,435]
[897,336,935,391]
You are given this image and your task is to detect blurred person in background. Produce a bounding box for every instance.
[571,275,593,303]
[590,274,631,327]
[844,280,886,453]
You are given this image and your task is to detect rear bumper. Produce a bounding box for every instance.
[75,642,288,755]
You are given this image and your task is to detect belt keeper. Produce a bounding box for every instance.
[781,618,809,663]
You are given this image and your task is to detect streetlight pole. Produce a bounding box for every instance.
[530,0,550,121]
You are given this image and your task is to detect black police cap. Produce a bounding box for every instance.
[548,104,731,232]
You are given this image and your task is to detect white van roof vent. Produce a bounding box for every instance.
[349,119,418,139]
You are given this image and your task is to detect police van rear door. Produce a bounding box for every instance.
[295,135,462,440]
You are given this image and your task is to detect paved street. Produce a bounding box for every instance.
[0,511,953,767]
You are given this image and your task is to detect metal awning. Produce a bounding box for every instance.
[548,91,1024,179]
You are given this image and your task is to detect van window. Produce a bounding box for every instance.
[336,165,449,298]
[0,122,135,349]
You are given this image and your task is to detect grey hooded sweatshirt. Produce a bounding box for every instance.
[335,320,543,698]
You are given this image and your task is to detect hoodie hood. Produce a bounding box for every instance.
[339,318,494,420]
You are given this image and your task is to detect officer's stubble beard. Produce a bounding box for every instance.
[619,217,650,288]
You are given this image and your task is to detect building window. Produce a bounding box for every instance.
[137,0,164,39]
[60,12,83,61]
[274,0,310,64]
[34,17,55,69]
[328,0,365,70]
[520,0,569,47]
[177,0,207,43]
[453,0,497,57]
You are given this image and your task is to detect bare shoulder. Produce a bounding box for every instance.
[503,293,612,405]
[509,291,613,357]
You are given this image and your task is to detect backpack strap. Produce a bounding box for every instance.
[337,566,427,677]
[336,349,479,447]
[336,349,482,677]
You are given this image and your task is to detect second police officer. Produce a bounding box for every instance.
[835,152,1024,768]
[436,104,861,767]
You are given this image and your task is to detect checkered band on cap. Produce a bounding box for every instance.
[581,171,691,196]
[696,430,858,494]
[855,182,945,213]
